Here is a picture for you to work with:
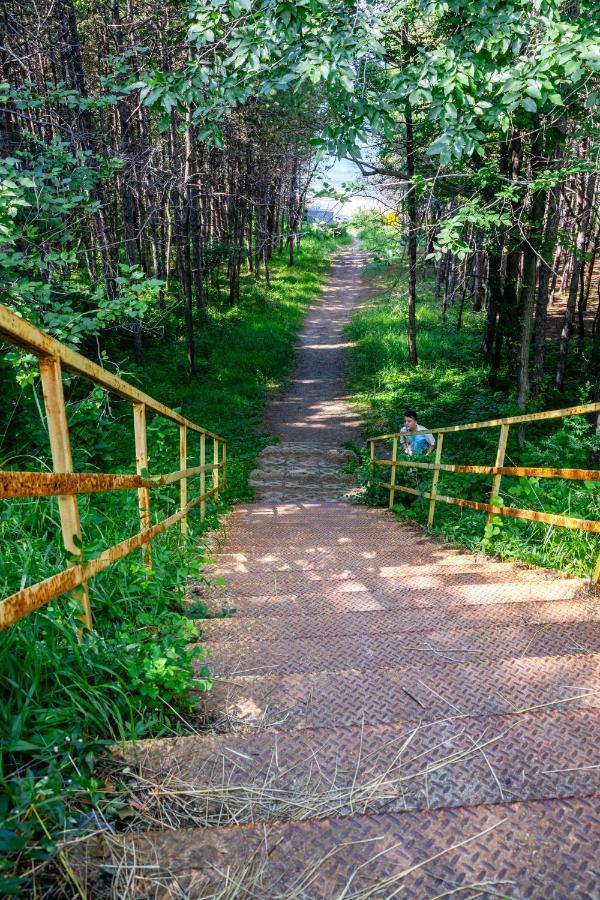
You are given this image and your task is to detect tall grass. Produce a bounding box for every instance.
[0,231,347,893]
[347,222,599,579]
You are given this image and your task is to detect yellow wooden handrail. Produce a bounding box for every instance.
[0,304,228,632]
[368,401,600,439]
[367,402,600,585]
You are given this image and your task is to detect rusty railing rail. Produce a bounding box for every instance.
[0,304,227,632]
[366,402,600,585]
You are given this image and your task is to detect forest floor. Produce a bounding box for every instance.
[76,243,600,898]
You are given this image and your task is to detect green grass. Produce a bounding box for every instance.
[0,230,347,894]
[347,221,599,580]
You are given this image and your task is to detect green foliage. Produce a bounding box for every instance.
[0,139,164,377]
[0,141,101,324]
[180,0,597,167]
[347,223,599,580]
[387,0,600,165]
[305,220,349,240]
[0,233,342,892]
[139,0,380,147]
[0,507,211,893]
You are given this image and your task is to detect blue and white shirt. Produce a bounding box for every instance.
[400,424,435,456]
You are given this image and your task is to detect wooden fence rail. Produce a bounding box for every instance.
[367,402,600,585]
[0,304,227,632]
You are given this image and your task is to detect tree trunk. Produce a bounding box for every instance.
[517,148,547,411]
[403,27,418,366]
[556,171,596,389]
[531,182,560,396]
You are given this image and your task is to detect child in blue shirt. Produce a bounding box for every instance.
[400,409,435,457]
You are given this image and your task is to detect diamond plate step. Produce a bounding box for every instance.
[118,707,600,827]
[197,571,587,601]
[194,570,591,616]
[204,652,600,731]
[199,598,600,642]
[250,448,357,502]
[252,446,355,459]
[73,794,600,898]
[204,621,600,677]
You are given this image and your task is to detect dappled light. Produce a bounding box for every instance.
[2,0,599,893]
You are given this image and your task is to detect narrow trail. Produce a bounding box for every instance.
[251,242,373,502]
[90,247,600,898]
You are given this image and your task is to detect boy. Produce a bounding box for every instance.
[400,409,435,457]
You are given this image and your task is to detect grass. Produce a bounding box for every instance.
[346,221,600,580]
[0,229,348,894]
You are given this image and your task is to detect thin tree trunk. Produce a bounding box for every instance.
[517,148,547,411]
[532,182,560,396]
[556,171,596,389]
[403,27,418,366]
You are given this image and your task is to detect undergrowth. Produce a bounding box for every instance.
[0,230,347,894]
[347,221,599,579]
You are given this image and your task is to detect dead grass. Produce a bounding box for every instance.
[59,818,518,899]
[104,717,517,832]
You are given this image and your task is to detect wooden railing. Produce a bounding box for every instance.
[0,304,227,632]
[367,402,600,585]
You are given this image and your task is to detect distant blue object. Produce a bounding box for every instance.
[305,208,335,223]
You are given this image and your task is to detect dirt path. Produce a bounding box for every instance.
[251,242,376,502]
[261,242,371,447]
[85,247,600,899]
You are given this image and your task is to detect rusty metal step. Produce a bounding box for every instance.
[117,707,600,828]
[191,578,589,620]
[203,652,600,732]
[204,621,600,678]
[73,794,600,898]
[201,562,586,596]
[199,598,600,643]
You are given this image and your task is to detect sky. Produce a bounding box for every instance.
[309,155,386,218]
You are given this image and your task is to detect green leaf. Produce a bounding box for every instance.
[525,82,542,100]
[521,97,537,113]
[3,740,43,752]
[426,135,451,157]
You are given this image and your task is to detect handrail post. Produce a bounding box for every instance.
[389,436,398,510]
[369,439,375,488]
[39,356,92,633]
[180,424,188,537]
[133,402,151,568]
[427,433,444,528]
[200,433,206,521]
[222,440,227,489]
[213,437,220,502]
[592,549,600,588]
[486,423,510,528]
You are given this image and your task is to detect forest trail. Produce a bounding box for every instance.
[93,248,600,897]
[250,242,372,502]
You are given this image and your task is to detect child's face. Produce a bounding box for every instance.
[404,415,417,430]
